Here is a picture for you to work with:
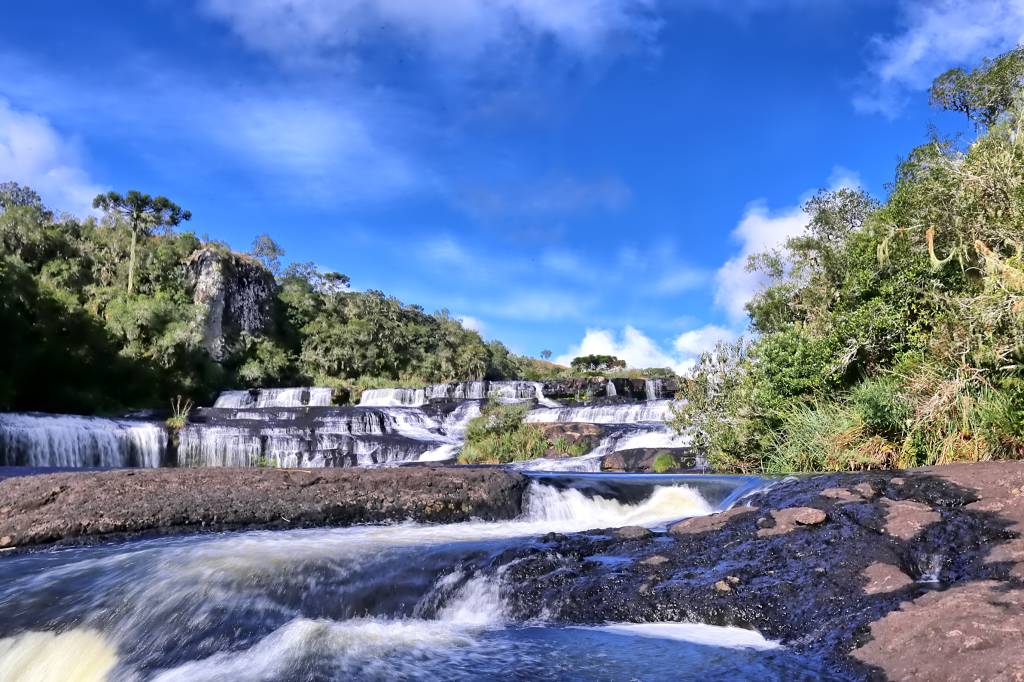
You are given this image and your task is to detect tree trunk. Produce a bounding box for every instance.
[127,227,138,293]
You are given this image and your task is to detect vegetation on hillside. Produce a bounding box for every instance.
[671,47,1024,473]
[0,187,526,413]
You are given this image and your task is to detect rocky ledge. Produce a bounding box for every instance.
[0,467,528,548]
[476,461,1024,680]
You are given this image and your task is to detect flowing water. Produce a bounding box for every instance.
[0,386,686,471]
[0,475,832,681]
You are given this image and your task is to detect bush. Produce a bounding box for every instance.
[458,401,549,464]
[851,377,910,439]
[652,451,676,473]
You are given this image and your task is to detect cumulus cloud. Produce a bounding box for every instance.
[855,0,1024,116]
[713,168,861,323]
[457,315,486,334]
[0,98,103,216]
[200,0,661,64]
[556,324,737,375]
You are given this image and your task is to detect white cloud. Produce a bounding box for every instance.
[457,315,486,333]
[200,0,661,64]
[556,323,737,374]
[0,98,103,216]
[855,0,1024,116]
[713,168,861,322]
[487,290,593,321]
[714,201,807,322]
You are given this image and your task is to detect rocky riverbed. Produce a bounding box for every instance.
[0,467,527,548]
[1,462,1022,680]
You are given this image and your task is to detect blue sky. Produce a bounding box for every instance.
[1,0,1018,372]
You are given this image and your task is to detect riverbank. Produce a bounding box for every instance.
[2,462,1022,679]
[0,467,527,548]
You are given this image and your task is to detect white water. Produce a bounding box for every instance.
[0,413,166,468]
[214,387,333,408]
[524,400,672,424]
[645,379,663,401]
[358,387,428,407]
[517,424,689,472]
[607,381,618,397]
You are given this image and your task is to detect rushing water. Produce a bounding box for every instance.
[0,414,166,468]
[0,475,833,681]
[0,385,687,470]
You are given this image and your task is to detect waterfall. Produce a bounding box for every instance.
[358,388,427,407]
[214,388,332,409]
[606,381,618,397]
[0,413,167,468]
[524,400,671,424]
[531,382,560,408]
[644,379,663,401]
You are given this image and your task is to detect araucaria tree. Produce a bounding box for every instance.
[92,191,191,293]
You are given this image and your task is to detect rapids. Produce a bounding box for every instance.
[0,474,835,680]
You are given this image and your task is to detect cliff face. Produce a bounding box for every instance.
[185,248,275,361]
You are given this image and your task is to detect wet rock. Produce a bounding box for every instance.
[852,581,1024,680]
[640,554,669,567]
[0,467,529,547]
[614,525,654,540]
[820,487,862,503]
[881,498,940,541]
[668,506,756,536]
[860,562,913,595]
[756,506,828,537]
[600,448,698,473]
[713,579,732,593]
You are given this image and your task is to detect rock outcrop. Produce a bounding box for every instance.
[0,467,528,547]
[600,447,698,472]
[185,248,275,361]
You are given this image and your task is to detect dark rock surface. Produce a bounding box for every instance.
[600,447,698,472]
[185,247,275,361]
[0,467,528,548]
[470,462,1024,680]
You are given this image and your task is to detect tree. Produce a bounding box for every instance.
[0,181,46,213]
[92,191,191,293]
[540,349,553,359]
[570,354,626,374]
[930,46,1024,127]
[250,234,284,275]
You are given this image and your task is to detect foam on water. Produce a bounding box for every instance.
[524,400,672,424]
[214,387,332,408]
[0,628,119,682]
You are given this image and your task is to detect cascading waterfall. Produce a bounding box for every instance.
[644,379,663,401]
[524,401,672,424]
[607,380,618,397]
[0,475,815,680]
[214,387,333,408]
[0,413,167,468]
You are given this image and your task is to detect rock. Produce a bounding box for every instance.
[614,525,654,540]
[0,536,10,547]
[669,506,756,536]
[757,506,827,537]
[600,448,698,473]
[852,581,1024,680]
[819,487,862,503]
[852,482,877,499]
[640,554,669,566]
[881,498,940,541]
[185,248,275,361]
[860,562,913,595]
[713,579,733,593]
[534,423,604,452]
[0,467,529,547]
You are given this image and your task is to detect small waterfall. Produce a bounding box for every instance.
[214,388,332,409]
[644,379,663,401]
[524,401,671,424]
[532,382,560,408]
[0,413,167,468]
[358,388,427,407]
[606,381,618,397]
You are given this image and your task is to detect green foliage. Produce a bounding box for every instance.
[673,49,1024,473]
[0,186,525,413]
[930,46,1024,127]
[652,451,675,473]
[458,401,549,465]
[570,354,627,374]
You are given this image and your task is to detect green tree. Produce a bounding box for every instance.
[930,46,1024,127]
[92,191,191,293]
[250,234,285,275]
[541,349,552,359]
[570,354,627,374]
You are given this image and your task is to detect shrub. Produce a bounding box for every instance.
[652,451,675,473]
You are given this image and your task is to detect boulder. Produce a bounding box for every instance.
[601,448,698,473]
